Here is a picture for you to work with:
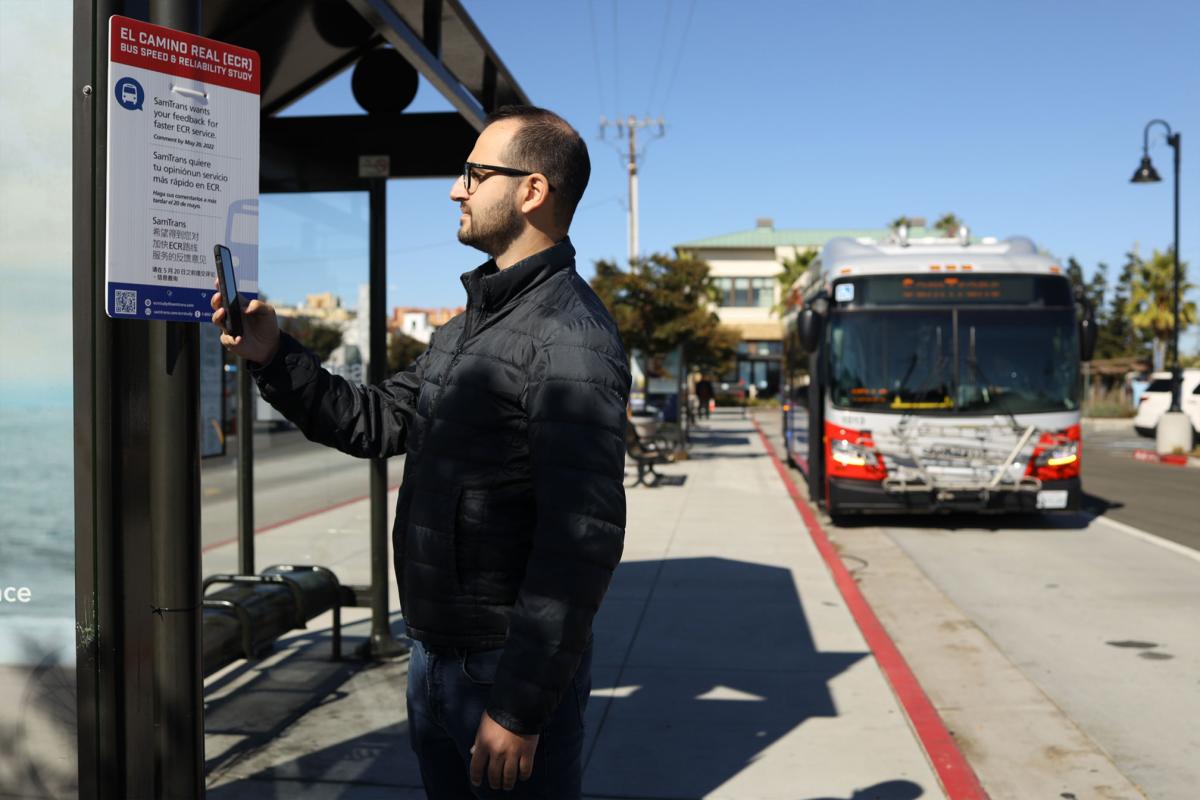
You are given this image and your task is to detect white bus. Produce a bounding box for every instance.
[782,232,1096,517]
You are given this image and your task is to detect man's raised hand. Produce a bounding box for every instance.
[209,279,281,365]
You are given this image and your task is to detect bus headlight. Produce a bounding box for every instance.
[1026,425,1081,480]
[831,438,872,467]
[825,422,887,480]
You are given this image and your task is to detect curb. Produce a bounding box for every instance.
[1131,448,1200,469]
[751,418,989,800]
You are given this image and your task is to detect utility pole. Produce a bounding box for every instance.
[600,115,664,265]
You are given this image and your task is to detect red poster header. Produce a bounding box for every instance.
[110,15,260,95]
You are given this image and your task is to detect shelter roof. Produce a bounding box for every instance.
[203,0,528,121]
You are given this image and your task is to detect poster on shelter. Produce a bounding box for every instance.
[104,15,260,321]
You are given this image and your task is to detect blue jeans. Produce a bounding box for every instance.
[406,639,591,799]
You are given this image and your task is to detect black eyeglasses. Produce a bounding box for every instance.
[462,161,555,194]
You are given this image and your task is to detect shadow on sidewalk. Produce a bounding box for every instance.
[204,614,420,793]
[806,781,925,800]
[580,557,918,799]
[686,451,765,461]
[687,432,753,448]
[204,558,929,799]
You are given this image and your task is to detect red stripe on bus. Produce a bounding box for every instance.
[752,418,990,800]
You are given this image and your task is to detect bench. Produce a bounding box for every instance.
[201,564,343,678]
[625,424,675,487]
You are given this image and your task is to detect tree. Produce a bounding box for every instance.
[889,215,913,230]
[772,247,817,315]
[1065,256,1106,317]
[933,213,964,237]
[591,254,740,377]
[280,317,344,363]
[1096,252,1144,359]
[1124,247,1197,371]
[387,331,427,373]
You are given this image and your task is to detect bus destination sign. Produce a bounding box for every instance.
[835,274,1071,307]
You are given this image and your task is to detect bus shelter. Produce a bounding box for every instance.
[70,1,528,796]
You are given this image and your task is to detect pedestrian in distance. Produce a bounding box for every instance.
[212,105,630,798]
[694,377,714,419]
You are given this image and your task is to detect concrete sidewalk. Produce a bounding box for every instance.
[204,411,947,799]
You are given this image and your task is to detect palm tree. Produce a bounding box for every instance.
[773,247,817,316]
[933,213,963,237]
[1125,247,1197,371]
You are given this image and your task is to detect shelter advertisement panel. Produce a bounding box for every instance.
[105,15,260,321]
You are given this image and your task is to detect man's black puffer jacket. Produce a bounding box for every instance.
[251,238,630,735]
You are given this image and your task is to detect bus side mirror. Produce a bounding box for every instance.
[800,307,823,350]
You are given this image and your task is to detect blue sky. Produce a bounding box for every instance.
[3,1,1199,405]
[269,0,1199,352]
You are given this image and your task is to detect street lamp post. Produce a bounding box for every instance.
[1130,119,1190,453]
[1130,118,1182,410]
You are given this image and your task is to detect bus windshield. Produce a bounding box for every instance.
[828,308,1080,414]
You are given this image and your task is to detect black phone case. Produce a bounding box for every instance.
[213,245,243,337]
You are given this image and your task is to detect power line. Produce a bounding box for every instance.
[658,0,696,115]
[644,0,673,117]
[586,0,609,114]
[611,0,621,116]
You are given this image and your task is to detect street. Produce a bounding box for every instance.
[198,426,405,573]
[756,411,1199,799]
[1079,423,1199,550]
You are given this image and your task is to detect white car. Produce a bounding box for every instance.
[1133,368,1200,443]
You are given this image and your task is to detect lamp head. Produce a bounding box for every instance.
[1130,155,1162,183]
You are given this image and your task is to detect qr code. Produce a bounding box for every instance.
[114,289,137,314]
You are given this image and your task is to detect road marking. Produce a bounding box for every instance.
[202,483,402,553]
[1091,514,1200,563]
[751,418,987,800]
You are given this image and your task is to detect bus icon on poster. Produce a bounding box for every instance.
[115,77,143,110]
[224,198,258,293]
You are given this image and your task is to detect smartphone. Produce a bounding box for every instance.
[213,244,243,337]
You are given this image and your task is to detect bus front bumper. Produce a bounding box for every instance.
[828,477,1083,515]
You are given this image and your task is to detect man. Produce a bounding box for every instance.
[694,377,714,419]
[212,106,630,798]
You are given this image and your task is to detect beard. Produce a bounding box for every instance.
[457,189,524,257]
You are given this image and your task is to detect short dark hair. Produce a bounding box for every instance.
[486,105,590,229]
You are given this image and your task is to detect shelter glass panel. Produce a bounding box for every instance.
[0,3,78,795]
[200,192,400,591]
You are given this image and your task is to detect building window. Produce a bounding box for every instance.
[752,277,774,307]
[713,276,775,308]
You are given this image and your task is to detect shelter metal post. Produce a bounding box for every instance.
[74,0,206,795]
[144,1,205,797]
[366,177,408,657]
[237,359,254,574]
